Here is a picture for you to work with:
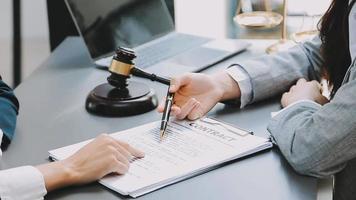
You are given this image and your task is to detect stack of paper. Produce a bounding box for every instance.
[49,118,272,197]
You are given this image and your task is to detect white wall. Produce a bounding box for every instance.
[0,0,12,39]
[22,0,49,38]
[0,0,49,38]
[22,0,50,85]
[0,0,50,86]
[0,0,13,85]
[175,0,236,39]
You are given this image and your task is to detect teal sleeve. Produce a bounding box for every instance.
[0,78,19,144]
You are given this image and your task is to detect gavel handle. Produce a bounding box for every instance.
[131,67,170,86]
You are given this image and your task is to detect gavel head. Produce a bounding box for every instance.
[107,47,136,89]
[86,46,158,117]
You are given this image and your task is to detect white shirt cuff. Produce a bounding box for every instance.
[226,65,253,108]
[0,166,47,200]
[271,100,322,118]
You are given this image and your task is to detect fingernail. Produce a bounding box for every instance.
[140,152,145,157]
[137,150,145,158]
[169,85,175,92]
[190,112,200,120]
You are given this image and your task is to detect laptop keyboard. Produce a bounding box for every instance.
[134,34,210,69]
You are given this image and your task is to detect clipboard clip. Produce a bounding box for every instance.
[199,117,253,137]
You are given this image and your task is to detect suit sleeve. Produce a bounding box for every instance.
[267,79,356,178]
[0,78,19,146]
[230,36,324,104]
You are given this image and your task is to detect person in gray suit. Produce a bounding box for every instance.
[158,0,356,199]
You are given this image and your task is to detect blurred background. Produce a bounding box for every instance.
[0,0,330,87]
[0,0,49,86]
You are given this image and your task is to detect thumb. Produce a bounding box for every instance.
[169,74,192,93]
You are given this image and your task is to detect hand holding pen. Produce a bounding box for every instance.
[157,72,234,139]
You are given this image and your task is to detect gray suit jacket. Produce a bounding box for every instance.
[233,4,356,200]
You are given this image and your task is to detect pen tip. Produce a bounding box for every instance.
[160,130,165,140]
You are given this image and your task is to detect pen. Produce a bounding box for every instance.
[160,88,174,140]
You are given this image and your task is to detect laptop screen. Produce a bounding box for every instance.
[65,0,175,59]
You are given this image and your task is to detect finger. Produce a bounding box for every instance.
[113,143,132,160]
[169,74,191,93]
[158,98,181,115]
[117,141,145,158]
[157,97,167,112]
[116,152,130,166]
[108,146,130,166]
[170,105,181,116]
[128,145,145,158]
[296,78,307,85]
[282,91,289,98]
[187,101,204,120]
[281,92,289,107]
[290,85,296,92]
[113,159,129,174]
[176,98,198,120]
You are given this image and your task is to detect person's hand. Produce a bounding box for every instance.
[37,134,144,191]
[63,134,144,184]
[281,78,329,108]
[158,71,241,120]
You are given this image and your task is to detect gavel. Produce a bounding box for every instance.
[86,47,170,116]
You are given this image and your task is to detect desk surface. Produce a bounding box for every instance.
[1,37,317,200]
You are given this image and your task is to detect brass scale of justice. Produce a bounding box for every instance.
[234,0,319,53]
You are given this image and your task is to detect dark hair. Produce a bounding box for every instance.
[319,0,356,97]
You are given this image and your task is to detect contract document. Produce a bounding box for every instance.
[49,117,272,197]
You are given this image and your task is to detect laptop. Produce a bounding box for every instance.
[65,0,250,76]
